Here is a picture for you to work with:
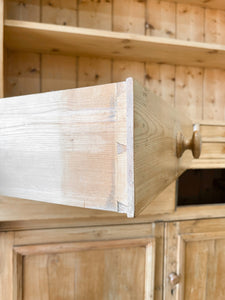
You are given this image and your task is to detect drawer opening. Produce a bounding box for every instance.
[177,169,225,206]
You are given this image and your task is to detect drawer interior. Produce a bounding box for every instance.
[178,169,225,206]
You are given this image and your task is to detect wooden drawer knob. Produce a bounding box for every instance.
[176,127,201,159]
[168,272,180,286]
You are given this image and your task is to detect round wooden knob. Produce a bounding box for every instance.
[176,130,201,159]
[168,272,180,286]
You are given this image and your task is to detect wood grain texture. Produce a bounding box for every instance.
[3,200,225,226]
[113,60,145,85]
[41,54,76,92]
[164,222,180,300]
[0,232,14,300]
[165,219,225,299]
[153,222,164,300]
[13,225,156,300]
[133,79,193,215]
[20,243,149,300]
[78,57,111,87]
[146,0,176,38]
[113,0,145,35]
[4,51,40,97]
[184,240,211,299]
[14,223,154,245]
[1,223,160,300]
[6,0,40,21]
[145,2,177,215]
[176,3,204,42]
[203,69,225,120]
[175,66,203,120]
[144,62,176,215]
[203,9,225,122]
[41,0,77,26]
[191,122,225,168]
[112,0,145,114]
[205,8,225,45]
[6,20,225,69]
[77,0,112,91]
[175,3,204,121]
[166,0,225,10]
[78,0,112,30]
[140,183,176,216]
[145,63,175,109]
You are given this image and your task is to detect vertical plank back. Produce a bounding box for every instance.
[175,3,204,120]
[204,9,225,121]
[41,0,77,26]
[77,0,112,87]
[5,51,40,97]
[112,0,145,85]
[6,0,40,21]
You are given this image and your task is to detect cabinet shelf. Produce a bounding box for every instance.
[4,19,225,69]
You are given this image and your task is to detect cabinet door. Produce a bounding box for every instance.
[0,223,164,300]
[164,218,225,300]
[0,78,199,217]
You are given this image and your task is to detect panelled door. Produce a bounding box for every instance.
[0,223,164,300]
[164,218,225,299]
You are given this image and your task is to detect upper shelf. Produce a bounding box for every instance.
[4,19,225,69]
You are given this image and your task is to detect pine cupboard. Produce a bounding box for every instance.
[0,0,225,299]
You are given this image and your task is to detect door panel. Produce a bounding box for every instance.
[0,223,164,300]
[16,239,153,300]
[164,219,225,300]
[184,239,225,299]
[0,78,196,216]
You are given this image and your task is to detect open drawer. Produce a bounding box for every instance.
[0,78,201,217]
